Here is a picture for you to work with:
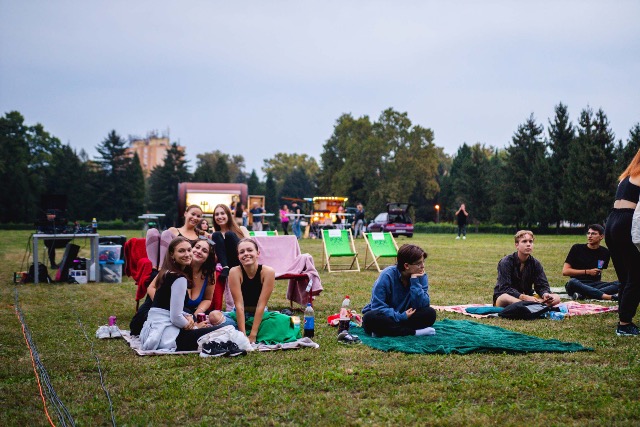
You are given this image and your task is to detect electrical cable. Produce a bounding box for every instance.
[75,313,117,427]
[14,287,76,427]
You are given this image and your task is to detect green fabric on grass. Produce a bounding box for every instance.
[353,319,592,355]
[465,306,504,315]
[228,311,300,345]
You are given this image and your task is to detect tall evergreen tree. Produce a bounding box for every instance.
[280,167,315,200]
[548,103,574,227]
[120,152,145,221]
[247,170,263,195]
[148,143,191,225]
[264,172,278,215]
[95,130,130,220]
[214,156,230,183]
[615,123,640,176]
[563,108,616,224]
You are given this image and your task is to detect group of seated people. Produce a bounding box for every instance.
[131,204,621,348]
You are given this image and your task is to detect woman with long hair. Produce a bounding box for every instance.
[211,203,250,278]
[197,218,212,239]
[606,149,640,336]
[130,236,235,336]
[228,238,299,344]
[146,205,203,269]
[140,237,235,351]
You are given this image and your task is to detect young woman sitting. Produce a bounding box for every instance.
[131,236,235,336]
[146,205,203,269]
[228,238,300,344]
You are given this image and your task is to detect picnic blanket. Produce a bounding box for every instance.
[432,301,618,319]
[353,319,592,355]
[121,330,318,355]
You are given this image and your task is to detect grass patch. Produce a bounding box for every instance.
[1,231,639,425]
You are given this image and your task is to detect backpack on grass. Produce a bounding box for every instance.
[25,262,52,284]
[498,301,551,320]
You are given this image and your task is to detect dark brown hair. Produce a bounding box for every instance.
[156,237,193,290]
[397,244,427,271]
[212,204,244,238]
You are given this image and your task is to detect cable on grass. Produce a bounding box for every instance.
[14,286,76,427]
[75,313,117,426]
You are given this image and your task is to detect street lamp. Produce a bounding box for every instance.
[435,204,440,223]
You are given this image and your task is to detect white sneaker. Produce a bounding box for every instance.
[109,325,122,338]
[455,236,460,240]
[462,236,466,240]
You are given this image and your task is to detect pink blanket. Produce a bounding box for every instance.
[432,301,618,319]
[253,236,323,306]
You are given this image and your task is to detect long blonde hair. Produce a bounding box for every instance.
[619,149,640,181]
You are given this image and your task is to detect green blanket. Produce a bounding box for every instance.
[353,319,592,354]
[228,311,300,345]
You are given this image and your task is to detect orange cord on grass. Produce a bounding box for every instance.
[16,307,57,427]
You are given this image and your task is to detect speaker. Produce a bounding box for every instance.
[55,243,80,282]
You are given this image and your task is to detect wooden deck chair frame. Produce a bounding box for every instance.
[363,232,399,272]
[321,228,360,273]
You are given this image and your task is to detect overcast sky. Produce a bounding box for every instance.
[1,1,639,177]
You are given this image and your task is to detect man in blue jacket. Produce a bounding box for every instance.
[362,244,437,337]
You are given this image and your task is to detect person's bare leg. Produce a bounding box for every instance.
[495,294,520,307]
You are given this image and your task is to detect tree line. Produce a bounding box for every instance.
[1,105,638,227]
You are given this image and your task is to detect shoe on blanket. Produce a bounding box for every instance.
[611,294,619,302]
[226,341,247,357]
[337,330,361,344]
[571,292,582,301]
[616,322,639,336]
[108,325,121,338]
[201,341,229,357]
[96,325,111,339]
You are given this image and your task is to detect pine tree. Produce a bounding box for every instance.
[247,170,263,195]
[265,172,278,215]
[95,130,129,219]
[548,103,574,228]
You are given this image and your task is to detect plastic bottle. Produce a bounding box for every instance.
[546,311,565,321]
[303,303,315,338]
[339,295,351,319]
[91,218,98,234]
[558,304,568,314]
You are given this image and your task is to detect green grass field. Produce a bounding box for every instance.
[1,230,639,426]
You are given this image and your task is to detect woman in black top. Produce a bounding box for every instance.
[228,238,276,343]
[606,149,640,336]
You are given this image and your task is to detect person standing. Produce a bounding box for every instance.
[455,203,468,240]
[353,203,365,238]
[605,149,640,336]
[291,202,302,239]
[279,205,290,235]
[250,202,265,232]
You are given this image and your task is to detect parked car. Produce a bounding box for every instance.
[366,203,413,237]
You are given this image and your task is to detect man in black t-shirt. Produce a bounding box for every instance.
[563,224,620,301]
[455,203,468,240]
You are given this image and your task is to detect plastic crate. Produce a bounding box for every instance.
[99,260,124,283]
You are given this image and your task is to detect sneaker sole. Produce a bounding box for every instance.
[200,352,228,358]
[616,331,639,336]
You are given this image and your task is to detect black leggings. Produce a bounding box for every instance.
[211,231,241,268]
[605,208,640,323]
[363,306,437,337]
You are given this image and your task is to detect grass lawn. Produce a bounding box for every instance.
[1,230,639,426]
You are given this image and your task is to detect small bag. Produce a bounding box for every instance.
[632,202,640,252]
[25,262,51,284]
[498,300,551,320]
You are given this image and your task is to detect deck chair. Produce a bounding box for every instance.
[363,232,399,272]
[249,230,278,237]
[123,238,154,311]
[321,228,360,273]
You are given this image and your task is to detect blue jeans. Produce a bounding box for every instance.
[565,278,620,300]
[457,224,467,237]
[292,219,301,239]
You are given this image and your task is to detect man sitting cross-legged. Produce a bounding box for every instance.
[362,244,437,337]
[563,224,620,301]
[493,230,561,307]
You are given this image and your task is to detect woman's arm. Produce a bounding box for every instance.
[229,267,246,333]
[169,277,192,329]
[147,275,158,300]
[194,279,214,315]
[248,266,275,343]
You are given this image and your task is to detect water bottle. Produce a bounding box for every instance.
[338,295,351,334]
[546,311,565,321]
[91,218,98,234]
[558,304,568,315]
[303,303,315,338]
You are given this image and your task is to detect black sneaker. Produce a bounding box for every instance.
[225,341,247,357]
[571,292,582,301]
[611,294,619,302]
[616,323,639,337]
[200,341,229,358]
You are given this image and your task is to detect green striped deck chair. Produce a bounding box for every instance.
[249,230,278,237]
[321,228,360,273]
[363,232,399,272]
